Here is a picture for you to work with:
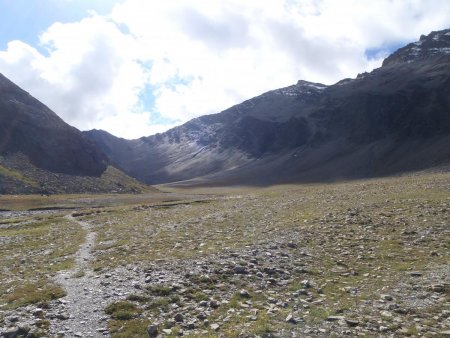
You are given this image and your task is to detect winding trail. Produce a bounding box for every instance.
[50,215,109,337]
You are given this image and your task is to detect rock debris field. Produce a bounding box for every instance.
[0,170,449,337]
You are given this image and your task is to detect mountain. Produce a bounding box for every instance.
[85,28,450,186]
[0,74,107,176]
[0,74,153,194]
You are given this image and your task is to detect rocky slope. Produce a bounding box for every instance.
[86,29,450,185]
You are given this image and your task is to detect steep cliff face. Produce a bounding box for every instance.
[0,74,108,177]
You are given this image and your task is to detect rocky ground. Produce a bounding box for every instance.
[0,170,449,337]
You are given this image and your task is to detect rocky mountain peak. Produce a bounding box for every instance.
[382,28,450,67]
[269,80,327,98]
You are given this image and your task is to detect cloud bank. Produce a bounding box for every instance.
[1,0,450,138]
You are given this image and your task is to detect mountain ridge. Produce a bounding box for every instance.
[85,28,450,186]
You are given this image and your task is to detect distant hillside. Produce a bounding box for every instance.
[85,29,450,186]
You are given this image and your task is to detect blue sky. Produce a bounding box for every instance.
[0,0,121,49]
[0,0,449,139]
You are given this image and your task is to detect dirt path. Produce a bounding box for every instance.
[50,215,109,337]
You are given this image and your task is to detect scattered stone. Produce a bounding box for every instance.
[381,311,393,318]
[287,241,297,248]
[56,312,70,320]
[174,313,184,323]
[285,313,299,324]
[233,265,248,274]
[32,308,43,316]
[2,327,20,338]
[147,324,158,337]
[379,326,389,332]
[210,323,220,331]
[197,312,207,320]
[345,319,359,327]
[326,316,345,322]
[186,321,196,330]
[239,289,250,298]
[429,284,446,292]
[302,280,311,288]
[380,294,393,301]
[410,271,422,277]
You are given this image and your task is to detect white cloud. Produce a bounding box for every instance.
[1,0,450,138]
[0,13,156,138]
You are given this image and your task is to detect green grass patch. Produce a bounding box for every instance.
[5,282,66,309]
[105,301,143,320]
[108,318,150,338]
[0,164,38,187]
[146,284,174,296]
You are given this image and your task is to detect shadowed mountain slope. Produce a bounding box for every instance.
[0,74,107,176]
[0,74,156,194]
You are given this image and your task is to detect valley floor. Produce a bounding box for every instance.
[0,171,449,337]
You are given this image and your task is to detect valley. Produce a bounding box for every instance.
[0,170,449,337]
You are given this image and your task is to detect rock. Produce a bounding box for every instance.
[302,280,311,288]
[381,311,393,318]
[379,326,389,332]
[161,328,172,334]
[210,323,220,331]
[197,312,207,320]
[25,331,39,338]
[16,325,30,335]
[326,316,345,322]
[287,241,297,248]
[56,312,70,320]
[380,294,393,301]
[430,284,446,292]
[147,324,158,337]
[2,327,20,338]
[32,308,43,316]
[186,321,196,330]
[439,331,450,337]
[410,271,422,277]
[285,313,298,324]
[233,265,248,274]
[239,289,250,298]
[6,316,19,323]
[345,319,359,327]
[210,300,220,309]
[174,313,184,323]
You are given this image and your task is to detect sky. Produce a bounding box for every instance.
[1,0,450,139]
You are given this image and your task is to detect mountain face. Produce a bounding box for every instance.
[0,74,156,194]
[85,28,450,186]
[0,74,107,177]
